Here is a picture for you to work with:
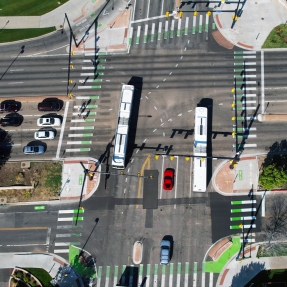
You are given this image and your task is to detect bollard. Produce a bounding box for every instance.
[69,79,73,84]
[70,65,74,69]
[179,11,183,18]
[232,132,236,136]
[170,156,174,160]
[194,11,197,16]
[71,51,75,55]
[231,88,235,92]
[232,117,235,120]
[232,103,235,107]
[207,11,211,16]
[155,155,159,160]
[185,157,189,161]
[166,11,169,17]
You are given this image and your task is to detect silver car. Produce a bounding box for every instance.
[23,146,44,155]
[160,240,171,265]
[34,131,55,140]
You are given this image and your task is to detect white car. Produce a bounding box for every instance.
[37,117,61,127]
[34,130,55,140]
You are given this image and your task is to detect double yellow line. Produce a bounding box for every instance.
[136,155,151,209]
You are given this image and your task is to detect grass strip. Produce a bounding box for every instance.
[0,27,56,43]
[0,0,69,16]
[262,24,287,48]
[24,268,53,287]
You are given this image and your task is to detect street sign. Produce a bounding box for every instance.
[34,206,45,210]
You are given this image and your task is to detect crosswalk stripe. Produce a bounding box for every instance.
[136,26,141,44]
[57,225,81,229]
[114,266,118,287]
[72,112,96,116]
[185,17,189,35]
[97,267,102,287]
[234,68,256,72]
[144,24,148,43]
[233,128,256,131]
[121,265,126,285]
[234,51,257,54]
[236,87,257,91]
[184,262,189,287]
[68,133,93,137]
[234,106,257,110]
[236,116,256,120]
[66,148,91,152]
[56,233,82,237]
[230,224,256,229]
[205,14,209,32]
[82,66,105,70]
[151,23,155,42]
[70,126,94,130]
[139,264,143,285]
[232,200,256,205]
[71,119,95,123]
[235,100,257,104]
[235,81,257,84]
[192,262,197,287]
[75,96,99,100]
[233,144,257,148]
[177,19,181,37]
[55,242,80,246]
[154,264,158,287]
[80,73,104,76]
[78,79,103,82]
[177,263,181,287]
[85,52,107,56]
[162,265,166,287]
[54,249,69,253]
[192,15,196,34]
[105,266,110,287]
[199,15,203,33]
[209,273,213,287]
[74,104,98,108]
[231,216,256,221]
[170,20,174,38]
[129,27,133,45]
[78,85,101,89]
[233,135,257,138]
[67,141,92,144]
[146,264,150,287]
[234,62,256,65]
[169,263,174,287]
[58,217,73,221]
[234,74,256,78]
[59,209,84,214]
[235,94,256,98]
[231,208,256,213]
[158,22,162,40]
[201,262,205,287]
[164,21,168,39]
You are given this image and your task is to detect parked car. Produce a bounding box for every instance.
[37,117,61,127]
[163,169,174,190]
[34,130,55,140]
[38,101,60,112]
[160,240,171,265]
[0,116,21,127]
[0,103,19,113]
[23,146,44,155]
[0,130,7,141]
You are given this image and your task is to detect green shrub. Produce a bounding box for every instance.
[31,280,37,287]
[23,274,30,283]
[11,278,17,284]
[16,272,23,279]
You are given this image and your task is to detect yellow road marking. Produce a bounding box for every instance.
[0,227,48,231]
[136,155,151,209]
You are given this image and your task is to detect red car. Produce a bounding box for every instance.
[0,103,19,113]
[163,169,174,190]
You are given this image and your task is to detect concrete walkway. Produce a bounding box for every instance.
[216,243,287,287]
[0,252,84,287]
[213,0,287,51]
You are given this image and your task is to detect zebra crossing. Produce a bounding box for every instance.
[230,199,257,243]
[232,51,258,150]
[96,262,215,287]
[66,52,111,153]
[129,14,216,46]
[53,209,84,254]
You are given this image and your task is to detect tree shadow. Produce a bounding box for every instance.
[231,261,266,287]
[117,266,139,287]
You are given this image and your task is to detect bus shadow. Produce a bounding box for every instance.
[197,98,213,190]
[125,77,143,166]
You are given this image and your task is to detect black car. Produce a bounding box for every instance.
[0,117,21,127]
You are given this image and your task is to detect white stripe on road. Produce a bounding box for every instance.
[237,144,257,147]
[193,15,196,34]
[199,15,203,33]
[70,127,94,130]
[54,249,69,253]
[209,273,213,287]
[66,148,91,152]
[261,51,265,114]
[164,20,168,39]
[55,242,73,246]
[185,17,189,35]
[169,263,173,287]
[234,68,256,72]
[56,101,69,159]
[59,210,82,214]
[68,134,93,137]
[151,23,155,42]
[234,62,256,65]
[234,81,257,84]
[158,22,162,40]
[56,233,81,237]
[71,119,95,122]
[58,217,73,221]
[67,141,92,144]
[144,24,148,43]
[80,73,104,76]
[136,26,141,44]
[234,94,256,97]
[177,18,181,37]
[82,66,104,70]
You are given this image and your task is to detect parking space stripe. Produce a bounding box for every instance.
[129,27,133,45]
[230,224,256,229]
[114,266,118,287]
[164,21,168,39]
[144,24,148,43]
[231,216,256,221]
[154,264,158,287]
[192,15,196,34]
[136,26,141,44]
[97,267,102,287]
[177,263,181,287]
[151,23,155,42]
[162,265,166,287]
[177,19,181,37]
[185,17,189,35]
[192,262,196,287]
[105,266,110,287]
[199,15,202,33]
[158,22,162,40]
[169,263,173,287]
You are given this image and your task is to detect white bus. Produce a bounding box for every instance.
[112,84,134,169]
[193,107,208,192]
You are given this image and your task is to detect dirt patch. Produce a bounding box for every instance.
[0,161,62,203]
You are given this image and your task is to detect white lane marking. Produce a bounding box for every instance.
[174,156,179,209]
[201,268,205,287]
[193,15,196,34]
[58,217,73,221]
[188,110,192,112]
[234,81,257,84]
[81,73,104,76]
[234,62,256,65]
[8,82,23,84]
[153,129,157,132]
[169,263,173,287]
[175,64,178,67]
[56,101,69,159]
[147,0,151,18]
[46,227,51,248]
[193,262,197,287]
[163,132,165,137]
[158,22,162,41]
[234,74,257,78]
[185,17,189,35]
[265,87,287,90]
[71,119,95,122]
[161,0,165,15]
[55,242,73,246]
[241,51,256,54]
[56,233,82,237]
[62,68,68,70]
[10,69,24,71]
[189,156,192,197]
[144,139,147,143]
[178,18,181,36]
[160,155,165,199]
[170,20,174,38]
[156,85,159,88]
[163,79,166,81]
[82,66,105,70]
[136,149,139,153]
[144,24,148,43]
[209,273,213,287]
[24,44,69,57]
[165,20,168,38]
[236,144,257,148]
[154,106,157,110]
[54,249,69,253]
[267,100,287,102]
[234,68,256,72]
[261,51,265,114]
[235,94,256,97]
[169,72,172,75]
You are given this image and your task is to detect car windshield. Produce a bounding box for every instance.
[165,183,171,189]
[39,119,43,124]
[50,118,55,124]
[162,246,169,250]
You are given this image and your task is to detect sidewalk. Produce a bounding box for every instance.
[216,243,287,287]
[0,252,84,287]
[212,156,259,195]
[213,0,287,50]
[60,157,101,201]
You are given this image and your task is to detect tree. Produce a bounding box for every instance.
[259,164,287,190]
[261,195,287,256]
